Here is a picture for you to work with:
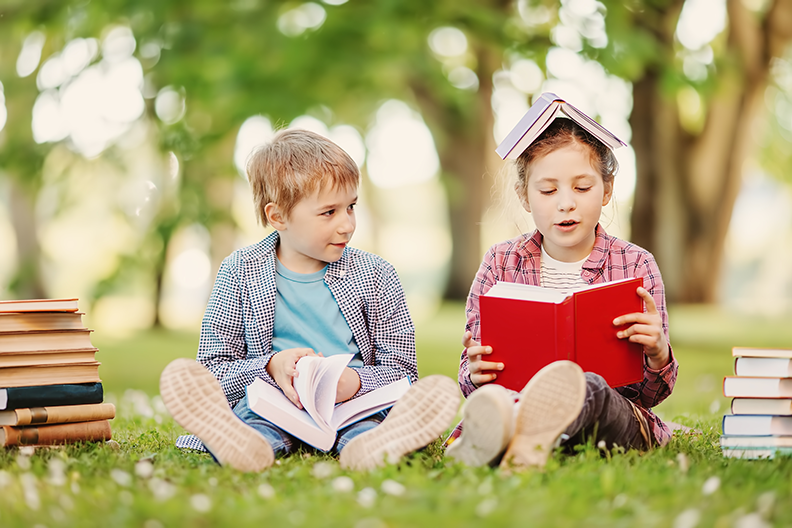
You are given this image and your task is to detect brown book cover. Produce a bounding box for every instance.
[0,362,101,388]
[0,348,98,368]
[0,329,94,353]
[0,419,112,446]
[0,312,85,332]
[0,298,79,313]
[0,403,116,426]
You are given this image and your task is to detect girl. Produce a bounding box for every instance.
[446,116,679,470]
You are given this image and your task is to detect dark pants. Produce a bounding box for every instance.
[562,372,653,451]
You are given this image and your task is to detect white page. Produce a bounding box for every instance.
[0,389,6,410]
[329,377,412,430]
[294,354,353,430]
[483,277,637,303]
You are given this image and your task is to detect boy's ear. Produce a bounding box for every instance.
[602,179,614,207]
[265,203,287,230]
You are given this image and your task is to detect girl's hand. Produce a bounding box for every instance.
[613,287,669,370]
[266,348,318,408]
[463,331,504,387]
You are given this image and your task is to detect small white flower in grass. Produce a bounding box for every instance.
[734,513,770,528]
[701,476,720,495]
[332,476,354,493]
[47,458,67,486]
[20,473,40,510]
[381,479,405,497]
[143,520,164,528]
[190,493,212,512]
[476,497,498,518]
[257,483,275,499]
[59,494,74,511]
[597,440,607,451]
[149,478,176,501]
[16,453,32,470]
[673,508,700,528]
[120,490,134,505]
[111,469,132,487]
[676,453,689,474]
[208,477,218,487]
[70,481,80,494]
[106,440,120,451]
[756,491,775,519]
[0,470,13,488]
[357,487,376,508]
[312,461,334,479]
[612,494,628,508]
[135,460,154,479]
[19,446,36,456]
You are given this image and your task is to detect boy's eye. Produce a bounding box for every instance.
[348,203,356,211]
[322,209,335,216]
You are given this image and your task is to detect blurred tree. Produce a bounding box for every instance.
[589,0,792,302]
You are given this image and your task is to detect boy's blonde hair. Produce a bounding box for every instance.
[247,129,360,226]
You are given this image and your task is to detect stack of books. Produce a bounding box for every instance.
[0,298,114,447]
[721,347,792,459]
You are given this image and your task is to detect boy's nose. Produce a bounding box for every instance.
[338,212,355,234]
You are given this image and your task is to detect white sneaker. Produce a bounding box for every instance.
[446,384,515,467]
[339,375,460,471]
[160,358,274,472]
[500,360,586,471]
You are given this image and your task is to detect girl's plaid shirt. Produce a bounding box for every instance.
[459,224,679,446]
[177,230,417,452]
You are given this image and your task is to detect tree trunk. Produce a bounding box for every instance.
[630,0,792,303]
[7,179,46,299]
[413,44,501,300]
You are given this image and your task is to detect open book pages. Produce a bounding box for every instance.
[247,354,412,451]
[484,277,638,303]
[496,92,627,160]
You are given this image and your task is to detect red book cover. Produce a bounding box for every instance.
[479,277,644,391]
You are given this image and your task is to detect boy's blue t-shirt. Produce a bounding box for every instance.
[271,259,363,367]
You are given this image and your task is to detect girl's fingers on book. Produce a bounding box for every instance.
[636,287,659,313]
[462,331,480,348]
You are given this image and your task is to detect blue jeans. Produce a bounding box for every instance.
[232,394,389,456]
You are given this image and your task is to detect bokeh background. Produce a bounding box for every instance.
[1,0,791,424]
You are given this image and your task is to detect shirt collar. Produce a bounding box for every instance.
[519,223,610,271]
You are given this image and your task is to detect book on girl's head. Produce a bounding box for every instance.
[479,277,644,392]
[496,92,627,160]
[247,353,411,451]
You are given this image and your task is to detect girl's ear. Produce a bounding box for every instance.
[515,182,531,212]
[265,203,287,230]
[602,179,614,207]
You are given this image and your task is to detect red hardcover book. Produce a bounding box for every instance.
[479,277,644,391]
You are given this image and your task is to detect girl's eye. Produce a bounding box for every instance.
[577,186,592,192]
[539,190,556,195]
[322,209,335,216]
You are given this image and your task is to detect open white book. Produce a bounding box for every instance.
[246,354,411,451]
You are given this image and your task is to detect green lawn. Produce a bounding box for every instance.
[1,303,791,527]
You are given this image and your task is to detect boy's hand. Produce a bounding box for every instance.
[613,287,669,370]
[266,348,318,409]
[463,331,504,387]
[336,367,361,403]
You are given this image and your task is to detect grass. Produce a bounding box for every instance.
[1,303,791,527]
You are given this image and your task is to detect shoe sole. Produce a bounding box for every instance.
[160,358,274,472]
[446,384,514,467]
[500,360,585,471]
[339,375,460,471]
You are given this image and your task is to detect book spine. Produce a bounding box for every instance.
[557,298,575,361]
[3,383,104,410]
[13,403,115,426]
[1,420,112,446]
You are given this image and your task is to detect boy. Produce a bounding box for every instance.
[160,129,459,472]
